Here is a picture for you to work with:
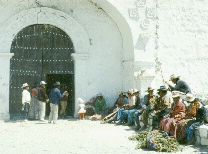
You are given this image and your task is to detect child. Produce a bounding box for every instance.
[78,98,86,120]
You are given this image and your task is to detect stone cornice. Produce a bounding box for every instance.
[0,53,14,58]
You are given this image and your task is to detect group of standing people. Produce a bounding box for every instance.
[21,81,69,124]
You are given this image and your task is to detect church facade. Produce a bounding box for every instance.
[0,0,207,120]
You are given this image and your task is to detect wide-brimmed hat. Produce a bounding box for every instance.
[127,89,134,95]
[54,81,60,86]
[172,93,180,98]
[157,85,168,92]
[22,83,29,88]
[133,88,139,93]
[40,81,47,85]
[146,86,154,92]
[186,93,195,102]
[170,74,180,80]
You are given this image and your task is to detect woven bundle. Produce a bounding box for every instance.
[129,130,182,152]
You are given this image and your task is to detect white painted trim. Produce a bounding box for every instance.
[0,53,14,58]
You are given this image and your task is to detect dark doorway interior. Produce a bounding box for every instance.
[46,74,74,116]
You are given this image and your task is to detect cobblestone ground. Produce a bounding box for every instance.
[0,120,207,154]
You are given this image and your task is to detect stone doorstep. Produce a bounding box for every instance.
[200,138,208,146]
[198,124,208,138]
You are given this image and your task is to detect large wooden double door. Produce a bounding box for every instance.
[10,24,75,118]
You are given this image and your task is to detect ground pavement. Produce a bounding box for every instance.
[0,119,207,154]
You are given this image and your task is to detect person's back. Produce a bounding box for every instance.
[50,87,61,105]
[175,79,191,94]
[49,81,63,124]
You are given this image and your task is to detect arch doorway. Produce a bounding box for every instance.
[9,24,75,119]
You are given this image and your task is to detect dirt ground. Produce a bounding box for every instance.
[0,119,207,154]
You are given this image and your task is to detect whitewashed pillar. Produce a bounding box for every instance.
[122,60,134,91]
[71,53,89,117]
[0,53,14,120]
[134,60,155,96]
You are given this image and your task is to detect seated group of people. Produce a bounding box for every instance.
[103,74,208,144]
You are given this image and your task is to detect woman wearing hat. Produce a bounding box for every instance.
[160,93,186,138]
[174,93,203,143]
[22,83,31,121]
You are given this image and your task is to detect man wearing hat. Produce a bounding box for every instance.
[166,74,191,94]
[49,81,67,124]
[116,89,140,125]
[22,83,31,121]
[150,85,173,129]
[134,86,156,130]
[37,81,48,121]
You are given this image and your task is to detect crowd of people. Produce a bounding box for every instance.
[21,81,69,124]
[21,74,208,144]
[102,74,208,145]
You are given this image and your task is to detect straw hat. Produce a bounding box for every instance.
[146,86,154,92]
[22,83,29,88]
[157,85,168,92]
[172,93,180,98]
[186,93,195,102]
[133,88,139,93]
[170,74,180,80]
[40,81,47,85]
[127,89,134,95]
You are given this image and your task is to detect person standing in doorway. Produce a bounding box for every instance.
[28,85,39,120]
[60,87,69,118]
[37,81,48,121]
[22,83,31,121]
[49,81,66,124]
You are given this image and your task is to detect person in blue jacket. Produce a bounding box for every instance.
[49,81,67,124]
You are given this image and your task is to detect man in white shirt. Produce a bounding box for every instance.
[22,83,31,121]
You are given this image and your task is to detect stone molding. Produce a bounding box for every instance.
[0,53,14,58]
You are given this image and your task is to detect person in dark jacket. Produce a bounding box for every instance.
[37,81,48,121]
[49,81,67,124]
[166,74,191,94]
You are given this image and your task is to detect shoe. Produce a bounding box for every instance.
[48,121,51,124]
[124,122,133,126]
[40,119,46,122]
[133,125,141,130]
[138,126,147,131]
[115,121,122,125]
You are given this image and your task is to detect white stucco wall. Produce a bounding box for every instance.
[157,0,208,96]
[0,0,135,118]
[110,0,208,97]
[1,0,208,119]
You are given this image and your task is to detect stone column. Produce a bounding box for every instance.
[0,53,14,120]
[71,53,89,118]
[122,60,134,91]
